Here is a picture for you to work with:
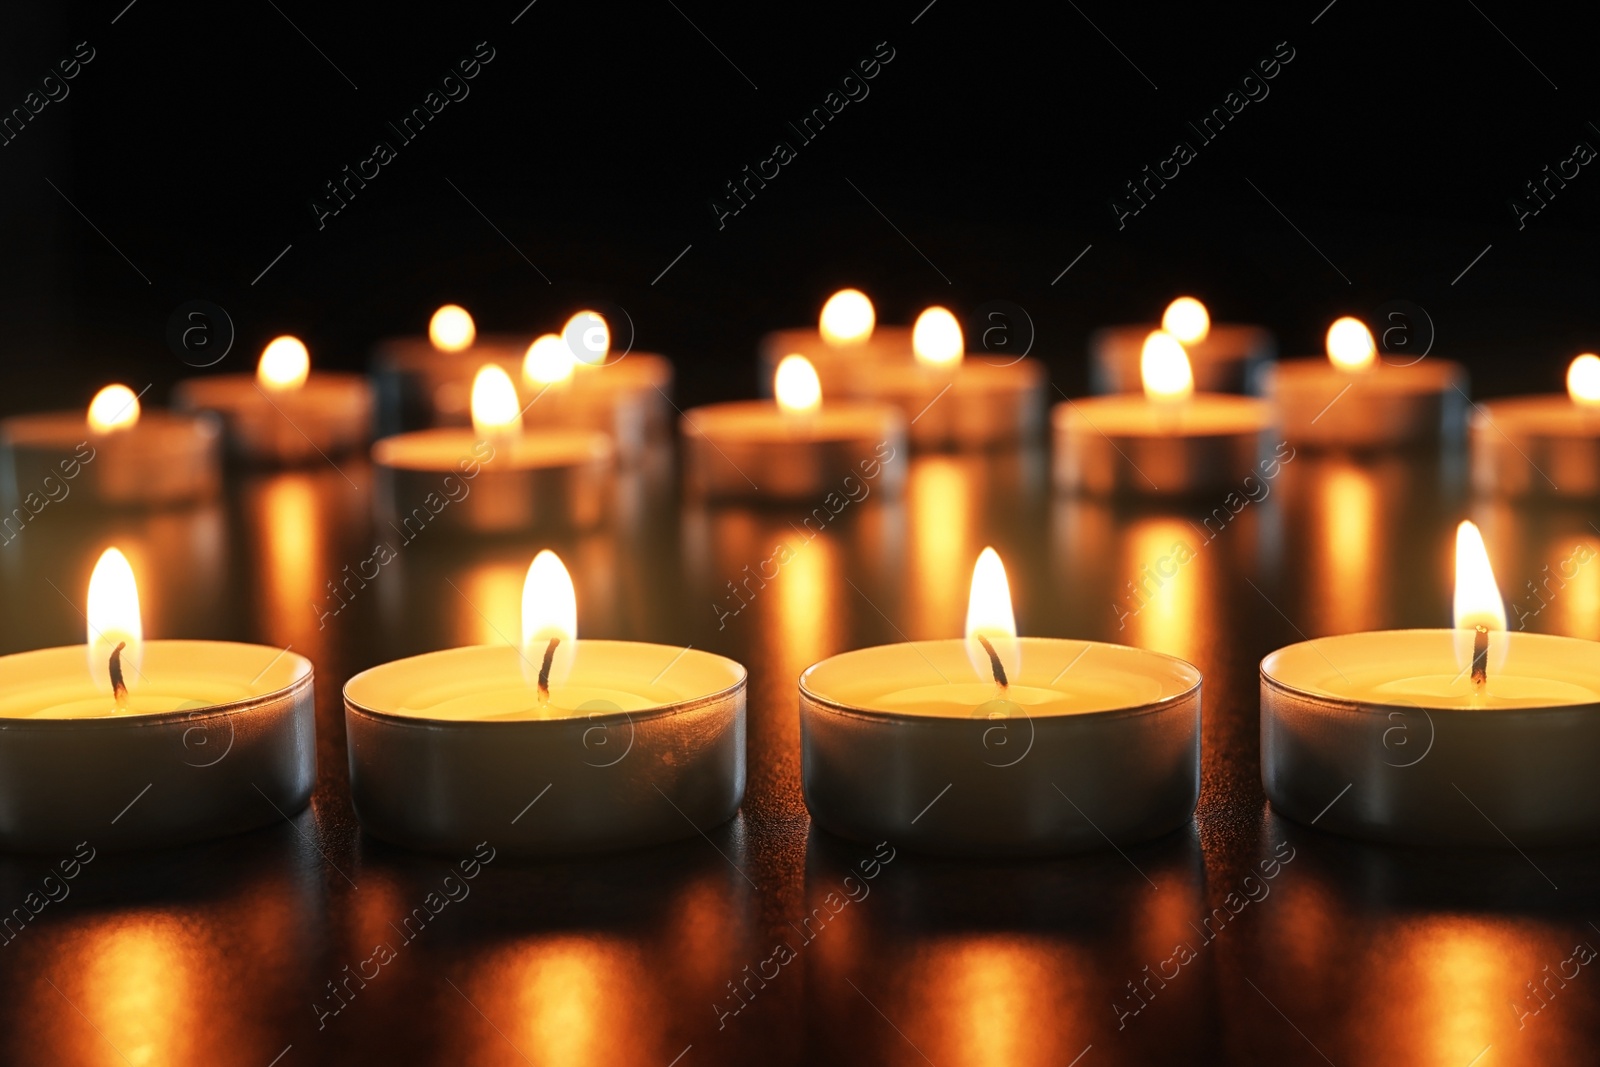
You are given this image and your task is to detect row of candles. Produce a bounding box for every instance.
[6,295,1598,520]
[0,293,1596,859]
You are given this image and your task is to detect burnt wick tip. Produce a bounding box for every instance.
[976,634,1009,689]
[537,637,559,701]
[109,640,128,708]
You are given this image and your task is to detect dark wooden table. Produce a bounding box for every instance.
[3,440,1598,1067]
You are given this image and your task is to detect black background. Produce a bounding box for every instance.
[2,0,1597,413]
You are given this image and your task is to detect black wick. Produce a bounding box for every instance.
[976,634,1009,689]
[109,640,128,708]
[537,637,559,702]
[1471,624,1489,691]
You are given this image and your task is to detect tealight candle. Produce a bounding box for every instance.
[557,310,677,446]
[681,354,907,502]
[1262,520,1600,846]
[0,547,314,851]
[1265,316,1468,449]
[174,335,373,463]
[344,550,747,855]
[516,330,651,463]
[1053,331,1275,495]
[800,548,1202,857]
[759,289,913,396]
[1471,353,1600,499]
[370,305,529,434]
[0,384,222,510]
[371,364,614,535]
[844,307,1048,449]
[1091,296,1275,395]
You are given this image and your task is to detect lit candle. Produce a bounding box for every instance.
[0,547,313,851]
[799,548,1202,856]
[845,306,1048,449]
[1053,332,1276,495]
[343,549,747,854]
[1090,296,1275,395]
[560,309,677,446]
[174,335,373,464]
[1261,520,1600,845]
[681,354,906,502]
[371,364,614,536]
[759,289,912,397]
[370,304,523,435]
[1470,353,1600,498]
[1265,316,1468,449]
[0,383,221,511]
[517,331,656,463]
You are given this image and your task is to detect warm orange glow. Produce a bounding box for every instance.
[87,547,142,704]
[523,333,576,387]
[819,288,875,345]
[258,336,311,391]
[965,546,1019,679]
[1567,353,1600,407]
[87,384,141,433]
[562,310,610,368]
[913,306,964,367]
[1453,520,1507,632]
[470,364,522,438]
[1161,296,1210,344]
[1140,331,1194,402]
[429,305,476,352]
[775,354,822,414]
[1326,317,1376,373]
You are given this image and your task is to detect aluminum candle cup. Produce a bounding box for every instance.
[1261,629,1600,846]
[343,641,747,856]
[1091,323,1275,395]
[0,640,315,852]
[1052,394,1275,496]
[848,359,1048,449]
[0,410,221,509]
[680,402,906,502]
[173,372,373,464]
[371,429,614,536]
[1265,359,1467,450]
[1470,397,1600,499]
[799,638,1202,857]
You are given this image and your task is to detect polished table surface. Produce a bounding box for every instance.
[2,440,1599,1067]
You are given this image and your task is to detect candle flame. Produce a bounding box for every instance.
[521,549,577,694]
[1161,297,1210,345]
[775,354,822,414]
[912,306,963,368]
[258,336,311,392]
[87,547,142,707]
[1326,317,1376,373]
[1453,520,1507,632]
[1140,331,1194,402]
[1567,353,1600,407]
[87,384,141,433]
[819,289,874,346]
[523,333,576,387]
[429,305,476,352]
[470,364,522,437]
[965,546,1020,682]
[562,310,610,368]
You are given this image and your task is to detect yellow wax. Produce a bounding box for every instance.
[0,641,309,719]
[867,681,1157,718]
[400,683,663,721]
[1369,674,1598,708]
[802,638,1196,720]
